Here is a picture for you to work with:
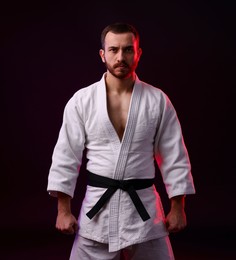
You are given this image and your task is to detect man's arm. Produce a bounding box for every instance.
[55,192,78,235]
[165,195,187,233]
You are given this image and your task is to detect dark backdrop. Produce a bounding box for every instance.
[1,1,235,259]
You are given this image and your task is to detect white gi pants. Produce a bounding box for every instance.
[69,235,175,260]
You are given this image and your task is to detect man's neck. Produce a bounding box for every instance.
[105,71,135,94]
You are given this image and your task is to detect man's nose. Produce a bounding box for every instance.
[116,50,125,62]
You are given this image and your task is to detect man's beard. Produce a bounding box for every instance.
[104,61,132,79]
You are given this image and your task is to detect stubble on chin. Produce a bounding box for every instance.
[105,63,131,79]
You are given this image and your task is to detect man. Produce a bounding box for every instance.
[47,22,196,259]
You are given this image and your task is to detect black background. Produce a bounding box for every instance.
[1,1,235,259]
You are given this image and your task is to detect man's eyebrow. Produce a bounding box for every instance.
[123,45,134,48]
[111,45,134,49]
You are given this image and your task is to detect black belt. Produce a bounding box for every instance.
[86,171,155,221]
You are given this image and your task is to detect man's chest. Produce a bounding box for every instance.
[106,92,132,141]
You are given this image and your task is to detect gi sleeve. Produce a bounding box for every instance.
[47,93,86,198]
[154,92,196,198]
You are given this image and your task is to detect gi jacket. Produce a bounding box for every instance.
[47,73,196,252]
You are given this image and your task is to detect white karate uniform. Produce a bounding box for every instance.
[47,73,196,253]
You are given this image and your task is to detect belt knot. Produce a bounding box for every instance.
[117,180,130,191]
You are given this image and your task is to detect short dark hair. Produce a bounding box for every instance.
[100,22,140,49]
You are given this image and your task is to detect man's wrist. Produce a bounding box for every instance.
[170,195,185,210]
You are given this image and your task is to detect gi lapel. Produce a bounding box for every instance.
[97,74,143,179]
[97,74,143,251]
[113,79,142,180]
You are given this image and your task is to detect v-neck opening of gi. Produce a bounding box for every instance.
[97,73,143,161]
[105,86,135,145]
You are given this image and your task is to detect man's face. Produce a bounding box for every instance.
[99,32,142,79]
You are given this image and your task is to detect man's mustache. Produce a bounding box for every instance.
[114,62,128,68]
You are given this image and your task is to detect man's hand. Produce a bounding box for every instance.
[56,211,78,235]
[165,195,187,233]
[56,192,78,235]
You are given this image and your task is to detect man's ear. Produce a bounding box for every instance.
[138,48,142,60]
[99,49,105,63]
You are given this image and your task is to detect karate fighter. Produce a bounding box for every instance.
[47,22,196,259]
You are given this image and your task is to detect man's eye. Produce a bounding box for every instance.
[125,48,133,53]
